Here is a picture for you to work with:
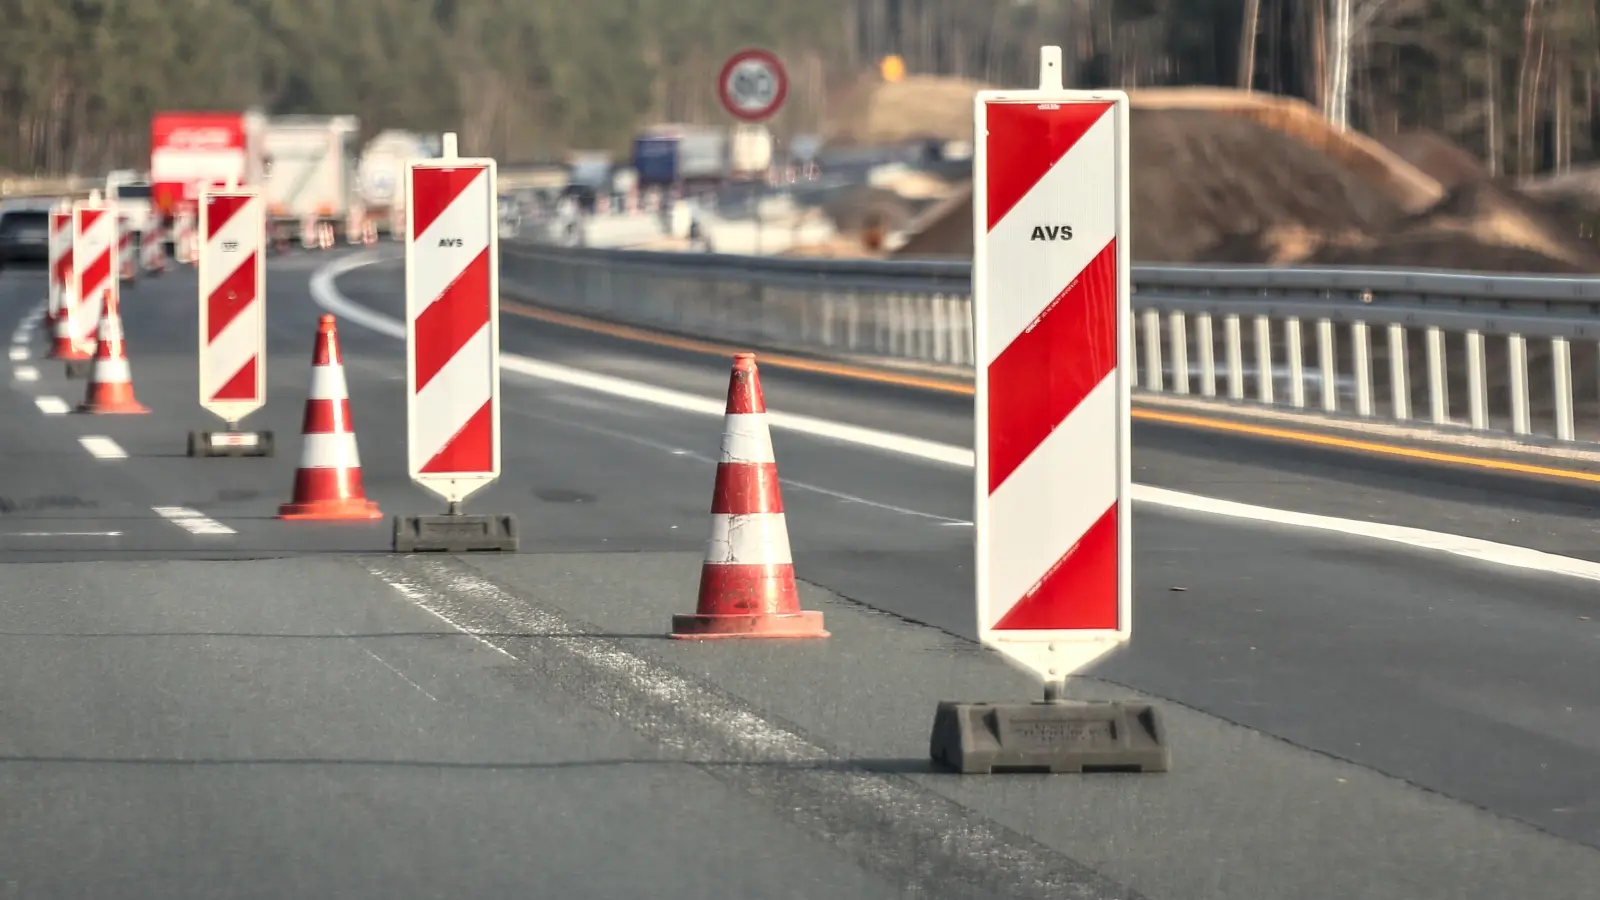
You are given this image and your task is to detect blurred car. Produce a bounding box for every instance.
[0,207,51,268]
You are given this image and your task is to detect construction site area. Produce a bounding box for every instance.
[798,75,1600,274]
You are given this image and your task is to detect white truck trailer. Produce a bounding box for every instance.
[356,129,440,237]
[260,115,360,240]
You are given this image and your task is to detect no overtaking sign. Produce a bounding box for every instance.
[718,49,788,122]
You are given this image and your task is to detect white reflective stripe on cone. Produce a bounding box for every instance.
[704,512,793,565]
[91,358,131,383]
[298,432,362,468]
[719,414,776,464]
[307,365,350,401]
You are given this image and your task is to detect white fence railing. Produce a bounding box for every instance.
[501,241,1600,448]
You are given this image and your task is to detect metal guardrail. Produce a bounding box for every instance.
[501,240,1600,448]
[0,176,95,199]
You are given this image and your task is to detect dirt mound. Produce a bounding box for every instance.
[1126,88,1443,213]
[1306,230,1594,273]
[777,239,884,259]
[895,108,1410,261]
[1379,129,1488,189]
[820,186,922,238]
[825,80,1596,272]
[1417,180,1600,267]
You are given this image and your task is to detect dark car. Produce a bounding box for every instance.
[0,208,51,268]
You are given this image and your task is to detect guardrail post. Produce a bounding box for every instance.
[1225,314,1244,400]
[1552,336,1575,442]
[1353,322,1373,417]
[1425,325,1448,425]
[1168,311,1189,395]
[1509,334,1531,435]
[1466,330,1488,430]
[1141,308,1163,391]
[1285,317,1305,408]
[1317,317,1337,412]
[1253,315,1273,404]
[1387,324,1410,421]
[1196,313,1216,397]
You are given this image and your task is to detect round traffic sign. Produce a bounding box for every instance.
[717,49,788,122]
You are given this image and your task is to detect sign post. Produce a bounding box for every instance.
[189,181,273,458]
[928,47,1168,776]
[67,191,116,379]
[47,203,72,330]
[393,131,516,553]
[717,49,787,254]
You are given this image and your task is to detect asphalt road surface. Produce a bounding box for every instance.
[0,249,1597,899]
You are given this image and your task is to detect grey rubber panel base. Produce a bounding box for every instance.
[930,700,1171,774]
[393,513,520,553]
[186,430,275,458]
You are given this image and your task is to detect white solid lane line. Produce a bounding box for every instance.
[79,436,127,459]
[311,253,1600,586]
[5,531,123,537]
[151,506,236,536]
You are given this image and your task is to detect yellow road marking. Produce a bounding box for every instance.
[502,298,1600,486]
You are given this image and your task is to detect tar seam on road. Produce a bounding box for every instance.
[361,554,1148,900]
[313,254,1600,588]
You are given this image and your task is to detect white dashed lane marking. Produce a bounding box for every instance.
[9,347,27,361]
[35,396,70,414]
[79,436,127,459]
[151,506,236,536]
[13,365,37,382]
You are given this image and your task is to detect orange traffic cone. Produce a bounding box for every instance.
[671,353,828,639]
[77,293,148,414]
[278,314,382,521]
[48,290,89,361]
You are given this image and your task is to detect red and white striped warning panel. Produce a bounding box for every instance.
[197,187,266,423]
[141,221,166,273]
[48,207,72,324]
[404,136,501,504]
[117,215,137,282]
[71,199,117,353]
[174,203,197,265]
[972,88,1132,682]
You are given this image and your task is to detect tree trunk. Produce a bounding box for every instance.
[1239,0,1261,89]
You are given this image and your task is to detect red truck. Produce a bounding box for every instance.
[149,110,266,217]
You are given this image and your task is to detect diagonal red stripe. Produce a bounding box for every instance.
[78,209,103,232]
[985,101,1112,232]
[414,247,490,391]
[207,251,257,341]
[82,250,110,296]
[420,400,492,473]
[993,502,1119,631]
[212,356,257,401]
[411,166,485,238]
[303,398,353,434]
[986,239,1118,493]
[205,194,250,237]
[709,462,784,515]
